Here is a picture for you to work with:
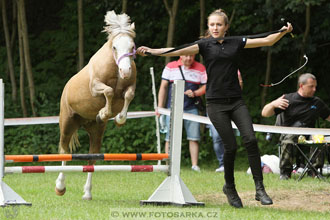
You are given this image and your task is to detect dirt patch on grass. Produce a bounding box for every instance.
[197,189,330,212]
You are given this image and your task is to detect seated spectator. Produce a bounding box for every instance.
[261,73,330,180]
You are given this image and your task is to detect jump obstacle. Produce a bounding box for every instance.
[5,153,168,163]
[5,165,168,174]
[0,79,204,207]
[3,77,328,207]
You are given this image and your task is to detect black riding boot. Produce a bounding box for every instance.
[223,184,243,208]
[255,181,273,205]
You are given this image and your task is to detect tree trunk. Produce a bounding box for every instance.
[10,0,17,51]
[229,8,236,26]
[17,3,27,117]
[260,0,273,108]
[1,0,17,102]
[78,0,84,71]
[261,50,272,107]
[122,0,127,13]
[199,0,205,63]
[299,3,310,67]
[163,0,179,65]
[18,0,36,116]
[199,0,205,37]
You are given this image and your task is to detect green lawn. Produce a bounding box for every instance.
[1,162,329,220]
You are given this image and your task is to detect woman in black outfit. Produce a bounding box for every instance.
[137,9,293,208]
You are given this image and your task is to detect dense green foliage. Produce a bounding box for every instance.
[1,0,330,165]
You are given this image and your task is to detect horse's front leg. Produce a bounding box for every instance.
[115,85,135,125]
[90,79,114,123]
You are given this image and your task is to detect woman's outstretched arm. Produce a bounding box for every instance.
[137,44,199,57]
[245,22,293,48]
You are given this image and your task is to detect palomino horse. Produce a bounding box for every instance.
[55,11,136,200]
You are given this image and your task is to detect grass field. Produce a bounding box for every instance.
[1,160,329,220]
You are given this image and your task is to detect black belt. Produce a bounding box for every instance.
[207,97,241,104]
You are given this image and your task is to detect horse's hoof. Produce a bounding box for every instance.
[82,195,92,200]
[115,114,126,125]
[115,120,125,127]
[55,186,66,196]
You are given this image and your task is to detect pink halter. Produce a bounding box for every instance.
[113,44,136,65]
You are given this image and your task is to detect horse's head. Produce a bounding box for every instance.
[103,11,136,79]
[112,34,136,79]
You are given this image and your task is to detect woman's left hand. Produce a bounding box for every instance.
[281,22,293,33]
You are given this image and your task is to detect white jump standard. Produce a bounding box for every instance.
[0,79,31,207]
[140,80,204,206]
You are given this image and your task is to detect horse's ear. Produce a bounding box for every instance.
[130,22,135,30]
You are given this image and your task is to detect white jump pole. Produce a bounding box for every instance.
[150,67,161,165]
[5,165,169,174]
[0,79,31,206]
[140,80,204,206]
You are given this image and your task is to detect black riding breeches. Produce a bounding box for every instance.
[207,98,263,185]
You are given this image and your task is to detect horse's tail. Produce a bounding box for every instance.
[69,131,80,153]
[58,131,80,154]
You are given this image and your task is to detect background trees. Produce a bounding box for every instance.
[1,0,329,163]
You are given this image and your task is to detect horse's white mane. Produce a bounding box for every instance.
[103,10,136,39]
